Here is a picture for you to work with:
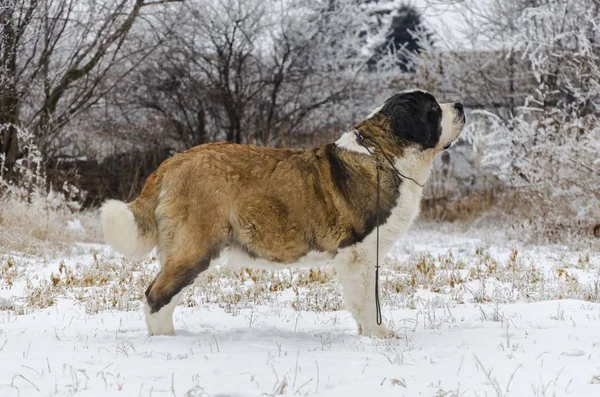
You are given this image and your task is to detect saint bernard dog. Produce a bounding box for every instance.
[100,89,466,338]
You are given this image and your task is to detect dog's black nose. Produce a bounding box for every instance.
[454,102,464,112]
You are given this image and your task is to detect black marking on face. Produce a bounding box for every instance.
[378,90,443,149]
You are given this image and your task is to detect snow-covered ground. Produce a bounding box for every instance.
[1,223,599,396]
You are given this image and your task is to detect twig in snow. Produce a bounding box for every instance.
[506,364,522,393]
[315,360,320,394]
[292,351,299,389]
[20,366,40,376]
[294,378,313,395]
[473,354,503,397]
[171,373,176,397]
[457,354,465,376]
[12,374,40,392]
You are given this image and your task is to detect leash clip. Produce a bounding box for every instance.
[354,130,366,146]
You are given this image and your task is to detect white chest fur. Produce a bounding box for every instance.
[356,178,423,256]
[360,149,432,254]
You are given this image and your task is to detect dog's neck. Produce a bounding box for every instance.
[393,147,435,188]
[334,125,435,188]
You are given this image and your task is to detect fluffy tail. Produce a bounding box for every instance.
[100,173,161,259]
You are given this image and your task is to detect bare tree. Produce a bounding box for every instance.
[111,0,399,149]
[0,0,182,172]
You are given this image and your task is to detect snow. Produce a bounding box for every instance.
[1,225,599,396]
[3,299,600,397]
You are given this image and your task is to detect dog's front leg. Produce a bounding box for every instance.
[334,250,397,338]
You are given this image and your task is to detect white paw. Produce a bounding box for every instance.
[146,320,175,336]
[148,328,175,336]
[144,302,176,336]
[359,324,399,339]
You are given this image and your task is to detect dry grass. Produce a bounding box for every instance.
[15,252,342,315]
[421,188,497,222]
[421,188,600,251]
[382,247,600,308]
[185,267,343,314]
[0,258,18,288]
[24,253,156,313]
[0,197,103,257]
[1,243,594,318]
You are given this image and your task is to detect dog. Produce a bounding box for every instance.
[100,89,465,338]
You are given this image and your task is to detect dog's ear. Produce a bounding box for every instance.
[380,97,432,147]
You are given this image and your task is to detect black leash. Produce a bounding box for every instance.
[353,131,424,326]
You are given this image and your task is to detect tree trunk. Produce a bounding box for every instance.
[0,6,21,174]
[194,106,206,145]
[0,124,19,172]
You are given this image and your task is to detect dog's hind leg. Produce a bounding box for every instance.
[144,186,228,336]
[143,252,212,336]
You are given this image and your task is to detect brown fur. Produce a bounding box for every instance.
[130,117,404,313]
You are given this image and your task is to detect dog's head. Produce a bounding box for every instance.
[366,90,465,152]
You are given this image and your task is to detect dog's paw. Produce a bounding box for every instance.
[147,328,176,336]
[360,325,399,339]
